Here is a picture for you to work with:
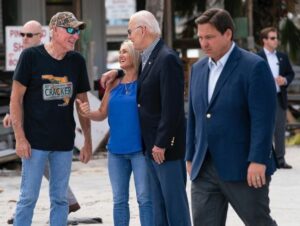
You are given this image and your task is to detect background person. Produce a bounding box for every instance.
[10,12,92,226]
[4,19,80,224]
[3,20,43,127]
[77,40,152,226]
[186,8,277,226]
[258,27,295,169]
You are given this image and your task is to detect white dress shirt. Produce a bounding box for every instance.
[208,42,235,102]
[264,48,280,92]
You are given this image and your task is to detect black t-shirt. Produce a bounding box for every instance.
[13,44,90,151]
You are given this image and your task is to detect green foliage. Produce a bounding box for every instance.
[224,0,244,17]
[171,0,299,63]
[280,18,300,63]
[252,0,296,48]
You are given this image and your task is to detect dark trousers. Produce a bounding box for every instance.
[146,157,191,226]
[191,156,277,226]
[274,96,287,165]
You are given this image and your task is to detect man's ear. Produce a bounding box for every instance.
[49,28,54,38]
[224,28,232,41]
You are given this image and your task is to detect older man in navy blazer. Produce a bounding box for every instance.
[128,10,191,226]
[258,27,295,169]
[186,8,278,226]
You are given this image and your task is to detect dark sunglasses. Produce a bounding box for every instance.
[58,26,81,35]
[20,32,40,38]
[268,36,278,40]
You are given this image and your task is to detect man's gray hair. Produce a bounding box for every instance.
[131,10,161,37]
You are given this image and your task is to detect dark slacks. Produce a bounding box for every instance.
[146,157,191,226]
[274,95,287,165]
[191,156,277,226]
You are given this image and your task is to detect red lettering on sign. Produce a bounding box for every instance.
[13,42,23,52]
[10,30,20,38]
[9,59,18,66]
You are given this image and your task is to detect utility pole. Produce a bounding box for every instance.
[247,0,255,50]
[163,0,173,48]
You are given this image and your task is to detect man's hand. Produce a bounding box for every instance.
[247,162,267,188]
[80,142,92,163]
[275,75,286,86]
[152,145,165,164]
[15,137,31,159]
[186,161,192,176]
[3,113,12,128]
[101,70,118,88]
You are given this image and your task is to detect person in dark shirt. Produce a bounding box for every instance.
[10,12,92,226]
[186,8,277,226]
[258,27,295,169]
[4,19,81,225]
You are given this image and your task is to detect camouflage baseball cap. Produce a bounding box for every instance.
[49,11,85,30]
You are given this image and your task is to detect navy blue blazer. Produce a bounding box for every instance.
[137,39,186,161]
[186,45,277,181]
[257,50,295,109]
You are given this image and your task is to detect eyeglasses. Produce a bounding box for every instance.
[127,26,142,35]
[268,36,278,40]
[58,26,81,35]
[20,32,40,38]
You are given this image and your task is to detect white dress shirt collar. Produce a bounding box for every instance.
[207,42,235,102]
[208,42,235,69]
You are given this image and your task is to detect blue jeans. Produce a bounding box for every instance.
[108,151,153,226]
[14,149,73,226]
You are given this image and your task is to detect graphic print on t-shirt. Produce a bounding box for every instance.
[42,74,73,106]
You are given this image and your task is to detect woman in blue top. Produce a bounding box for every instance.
[77,40,152,226]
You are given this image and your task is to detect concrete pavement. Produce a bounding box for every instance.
[0,146,299,226]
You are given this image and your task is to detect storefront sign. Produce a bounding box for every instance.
[5,26,50,71]
[106,0,135,20]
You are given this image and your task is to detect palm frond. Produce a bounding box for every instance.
[280,18,300,62]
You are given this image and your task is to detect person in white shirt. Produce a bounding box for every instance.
[258,27,295,169]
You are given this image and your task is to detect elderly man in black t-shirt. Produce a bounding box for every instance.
[10,12,92,226]
[5,19,81,225]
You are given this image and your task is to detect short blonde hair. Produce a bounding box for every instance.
[120,40,140,72]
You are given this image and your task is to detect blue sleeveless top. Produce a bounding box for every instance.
[107,81,142,154]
